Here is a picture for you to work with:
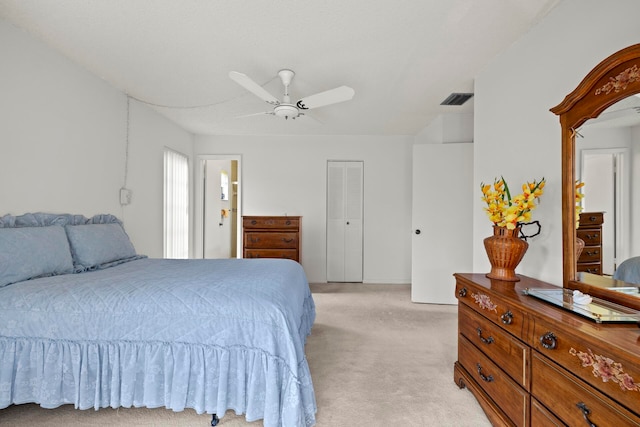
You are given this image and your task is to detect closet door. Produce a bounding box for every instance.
[327,161,363,282]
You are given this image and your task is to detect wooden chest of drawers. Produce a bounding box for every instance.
[242,216,301,263]
[576,212,604,275]
[454,273,640,426]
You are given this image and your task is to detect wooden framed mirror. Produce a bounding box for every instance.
[551,43,640,308]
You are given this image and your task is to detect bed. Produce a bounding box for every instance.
[613,256,640,285]
[0,213,317,427]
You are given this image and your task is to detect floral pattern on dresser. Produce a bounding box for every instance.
[570,347,639,392]
[471,292,498,312]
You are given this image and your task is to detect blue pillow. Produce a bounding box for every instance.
[65,223,137,270]
[0,225,74,287]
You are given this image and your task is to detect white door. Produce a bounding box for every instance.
[411,143,473,304]
[203,160,232,259]
[194,155,242,259]
[327,161,363,282]
[581,148,629,274]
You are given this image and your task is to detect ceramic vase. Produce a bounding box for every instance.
[575,237,585,260]
[484,225,529,282]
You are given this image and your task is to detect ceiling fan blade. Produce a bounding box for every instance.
[229,71,279,105]
[296,86,355,110]
[233,111,275,119]
[298,112,323,125]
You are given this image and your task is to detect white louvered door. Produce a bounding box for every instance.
[327,161,363,282]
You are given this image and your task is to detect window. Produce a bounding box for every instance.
[164,148,189,258]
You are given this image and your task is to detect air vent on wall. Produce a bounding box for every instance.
[440,93,474,106]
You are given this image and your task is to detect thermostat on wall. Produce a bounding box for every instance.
[120,188,132,205]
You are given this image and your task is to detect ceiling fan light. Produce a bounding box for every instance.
[274,104,299,119]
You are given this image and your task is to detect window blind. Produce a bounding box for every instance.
[164,148,189,258]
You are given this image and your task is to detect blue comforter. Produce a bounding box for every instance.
[0,258,316,427]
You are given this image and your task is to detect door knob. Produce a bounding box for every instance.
[415,229,421,234]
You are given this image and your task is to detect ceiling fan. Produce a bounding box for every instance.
[229,69,355,120]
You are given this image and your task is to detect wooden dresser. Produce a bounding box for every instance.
[576,212,604,275]
[454,273,640,426]
[242,216,301,263]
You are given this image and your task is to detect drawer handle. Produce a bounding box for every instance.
[476,327,494,345]
[585,233,599,239]
[576,402,597,427]
[585,250,599,256]
[540,331,558,350]
[500,310,513,325]
[589,216,597,221]
[476,363,494,383]
[458,287,467,297]
[282,238,294,243]
[251,220,257,225]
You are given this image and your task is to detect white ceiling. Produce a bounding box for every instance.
[0,0,562,136]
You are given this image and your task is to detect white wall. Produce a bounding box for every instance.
[194,135,413,284]
[631,125,640,256]
[473,0,640,285]
[5,0,640,287]
[0,19,193,258]
[123,100,194,258]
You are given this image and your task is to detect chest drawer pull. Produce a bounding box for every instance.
[282,238,294,243]
[540,331,558,350]
[458,287,467,297]
[500,310,513,325]
[476,327,494,345]
[476,363,494,383]
[576,402,597,427]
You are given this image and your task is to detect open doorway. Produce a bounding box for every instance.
[194,155,242,259]
[579,148,630,274]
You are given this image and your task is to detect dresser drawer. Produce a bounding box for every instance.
[458,303,530,389]
[577,246,601,263]
[244,249,298,260]
[244,232,299,249]
[243,217,299,229]
[576,229,601,246]
[456,281,526,341]
[531,318,640,413]
[531,398,565,427]
[532,352,640,426]
[576,263,601,275]
[578,212,604,227]
[458,335,529,426]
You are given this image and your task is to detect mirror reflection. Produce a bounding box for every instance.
[553,43,640,307]
[575,95,640,282]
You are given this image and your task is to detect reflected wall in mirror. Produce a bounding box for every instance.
[551,43,640,295]
[576,97,639,276]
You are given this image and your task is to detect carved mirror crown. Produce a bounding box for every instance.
[551,43,640,287]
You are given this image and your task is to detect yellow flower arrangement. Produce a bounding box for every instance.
[481,176,546,230]
[575,181,585,228]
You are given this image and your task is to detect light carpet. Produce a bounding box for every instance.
[0,283,491,426]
